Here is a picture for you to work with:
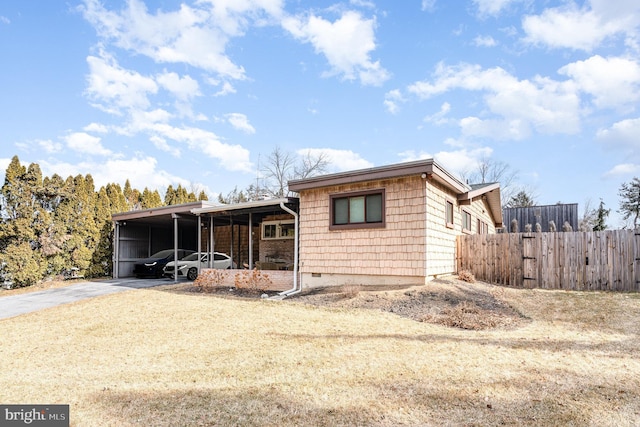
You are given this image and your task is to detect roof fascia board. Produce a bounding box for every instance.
[112,201,217,222]
[190,197,297,215]
[457,182,500,202]
[289,159,469,194]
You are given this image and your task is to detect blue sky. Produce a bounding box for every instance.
[1,0,640,227]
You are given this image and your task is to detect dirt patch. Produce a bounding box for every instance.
[167,276,529,330]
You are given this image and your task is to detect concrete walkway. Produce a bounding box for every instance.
[0,278,173,320]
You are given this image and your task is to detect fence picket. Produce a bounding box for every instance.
[457,230,639,292]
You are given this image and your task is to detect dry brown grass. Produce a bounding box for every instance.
[1,280,639,426]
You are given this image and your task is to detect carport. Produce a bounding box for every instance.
[112,198,299,282]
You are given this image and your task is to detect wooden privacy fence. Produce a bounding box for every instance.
[457,230,640,291]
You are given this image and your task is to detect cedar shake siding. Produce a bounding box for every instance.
[289,159,502,289]
[297,176,427,287]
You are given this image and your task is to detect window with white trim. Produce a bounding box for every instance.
[462,210,472,232]
[445,199,454,228]
[261,220,295,240]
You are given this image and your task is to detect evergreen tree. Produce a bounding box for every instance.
[197,190,208,201]
[123,179,141,210]
[505,190,536,208]
[105,183,128,214]
[619,177,640,228]
[141,187,163,208]
[0,157,47,285]
[218,186,247,204]
[165,184,197,205]
[593,199,610,231]
[164,185,177,206]
[90,186,113,277]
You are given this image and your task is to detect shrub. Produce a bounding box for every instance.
[340,284,361,299]
[458,270,476,283]
[194,269,226,293]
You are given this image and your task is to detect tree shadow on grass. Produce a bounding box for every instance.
[89,372,638,426]
[91,386,387,427]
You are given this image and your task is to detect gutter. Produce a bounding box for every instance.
[278,201,301,297]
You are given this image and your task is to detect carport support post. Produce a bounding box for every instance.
[230,216,234,267]
[209,216,215,268]
[197,215,202,276]
[114,221,120,279]
[172,213,180,283]
[248,212,253,269]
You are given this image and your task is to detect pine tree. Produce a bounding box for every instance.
[593,199,610,231]
[619,177,640,228]
[505,190,536,208]
[141,187,163,209]
[0,157,47,285]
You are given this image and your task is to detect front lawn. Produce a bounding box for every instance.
[1,280,639,426]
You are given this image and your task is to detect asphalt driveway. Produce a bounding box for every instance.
[0,278,172,320]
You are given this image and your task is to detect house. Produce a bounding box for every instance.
[111,159,502,293]
[288,159,502,289]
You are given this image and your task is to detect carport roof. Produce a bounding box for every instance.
[112,201,220,226]
[191,197,299,216]
[111,198,299,226]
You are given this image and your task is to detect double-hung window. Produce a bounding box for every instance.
[445,199,454,228]
[261,220,295,240]
[330,189,385,230]
[462,210,472,233]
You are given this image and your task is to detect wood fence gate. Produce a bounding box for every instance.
[456,230,640,291]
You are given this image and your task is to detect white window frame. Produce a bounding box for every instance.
[261,219,295,240]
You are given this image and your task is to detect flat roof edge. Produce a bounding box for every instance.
[289,159,469,193]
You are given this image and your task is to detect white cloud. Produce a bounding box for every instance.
[559,55,640,110]
[149,135,181,158]
[421,0,436,12]
[79,0,259,79]
[0,16,10,25]
[85,51,158,114]
[604,163,640,177]
[398,147,493,179]
[473,35,497,47]
[156,71,201,101]
[423,102,452,125]
[282,10,390,86]
[596,117,640,150]
[213,81,237,97]
[64,132,113,156]
[39,155,188,191]
[83,122,109,133]
[383,89,405,114]
[472,0,517,17]
[408,62,581,139]
[37,139,63,153]
[146,123,253,172]
[397,150,432,162]
[298,148,373,172]
[225,113,256,134]
[522,2,640,51]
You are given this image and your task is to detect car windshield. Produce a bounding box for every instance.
[181,253,200,261]
[150,250,175,258]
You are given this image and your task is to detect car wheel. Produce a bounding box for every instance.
[187,267,198,281]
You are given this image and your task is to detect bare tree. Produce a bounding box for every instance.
[261,147,330,197]
[261,146,296,198]
[295,150,330,180]
[460,156,525,207]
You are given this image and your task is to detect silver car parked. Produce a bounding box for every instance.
[163,252,234,280]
